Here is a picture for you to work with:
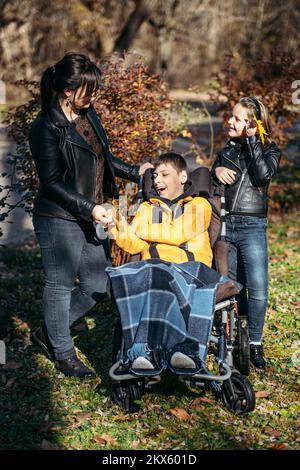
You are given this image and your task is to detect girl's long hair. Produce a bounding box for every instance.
[40,52,102,114]
[239,96,272,145]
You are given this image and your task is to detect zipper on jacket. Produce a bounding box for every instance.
[231,171,246,212]
[246,138,263,194]
[223,154,242,172]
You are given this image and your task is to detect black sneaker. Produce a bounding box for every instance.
[250,344,266,370]
[55,353,96,379]
[32,324,55,360]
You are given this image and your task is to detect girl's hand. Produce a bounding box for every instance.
[139,162,154,176]
[92,205,111,224]
[244,122,257,137]
[215,167,237,185]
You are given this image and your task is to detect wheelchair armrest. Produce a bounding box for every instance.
[216,280,240,303]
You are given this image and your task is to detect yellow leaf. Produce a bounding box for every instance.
[169,407,190,422]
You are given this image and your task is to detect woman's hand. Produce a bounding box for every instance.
[92,205,112,224]
[215,166,237,185]
[139,162,154,176]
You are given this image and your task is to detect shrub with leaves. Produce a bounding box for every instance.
[0,54,176,239]
[210,50,300,212]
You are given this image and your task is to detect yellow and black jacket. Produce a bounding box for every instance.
[110,187,213,267]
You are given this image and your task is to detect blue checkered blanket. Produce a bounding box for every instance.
[106,260,231,366]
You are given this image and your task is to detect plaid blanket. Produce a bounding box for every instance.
[106,260,230,367]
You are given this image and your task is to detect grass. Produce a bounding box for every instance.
[0,211,299,450]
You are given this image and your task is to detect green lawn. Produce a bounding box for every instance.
[0,211,299,450]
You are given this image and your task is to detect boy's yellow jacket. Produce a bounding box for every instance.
[110,194,213,267]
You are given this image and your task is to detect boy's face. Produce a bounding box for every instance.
[154,163,187,200]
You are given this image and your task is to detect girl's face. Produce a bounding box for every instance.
[228,103,253,138]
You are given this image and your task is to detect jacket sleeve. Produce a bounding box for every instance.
[110,153,140,183]
[29,119,96,221]
[109,204,149,255]
[210,152,222,186]
[247,136,281,185]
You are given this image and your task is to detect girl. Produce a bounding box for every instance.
[211,97,281,370]
[29,52,152,378]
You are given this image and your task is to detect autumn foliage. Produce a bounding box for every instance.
[0,54,175,237]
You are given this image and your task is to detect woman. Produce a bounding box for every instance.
[29,52,152,378]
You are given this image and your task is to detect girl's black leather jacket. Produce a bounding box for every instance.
[29,95,140,222]
[211,136,281,216]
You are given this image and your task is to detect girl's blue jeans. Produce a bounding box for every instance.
[32,214,111,360]
[225,215,268,343]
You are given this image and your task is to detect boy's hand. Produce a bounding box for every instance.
[215,167,236,185]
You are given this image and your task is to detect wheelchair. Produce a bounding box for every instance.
[106,167,255,415]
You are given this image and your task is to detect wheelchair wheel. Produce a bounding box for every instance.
[233,316,250,376]
[221,371,255,415]
[112,381,143,413]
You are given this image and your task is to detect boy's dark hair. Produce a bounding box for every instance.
[154,153,187,173]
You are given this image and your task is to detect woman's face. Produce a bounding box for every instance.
[65,85,98,110]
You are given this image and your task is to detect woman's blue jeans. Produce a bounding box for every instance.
[32,214,111,360]
[225,215,268,343]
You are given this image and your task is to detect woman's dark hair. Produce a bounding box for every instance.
[40,52,102,114]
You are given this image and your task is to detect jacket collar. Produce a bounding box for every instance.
[48,95,108,153]
[149,180,196,207]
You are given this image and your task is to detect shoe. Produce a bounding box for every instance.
[32,325,55,360]
[131,356,155,370]
[250,344,266,370]
[170,352,197,369]
[129,348,165,377]
[55,353,96,379]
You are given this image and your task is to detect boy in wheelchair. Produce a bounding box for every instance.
[106,153,240,377]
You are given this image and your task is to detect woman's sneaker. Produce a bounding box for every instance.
[32,325,55,360]
[55,353,96,379]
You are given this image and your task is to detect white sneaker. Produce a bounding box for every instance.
[131,356,154,369]
[170,352,196,369]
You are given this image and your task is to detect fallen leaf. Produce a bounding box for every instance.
[191,397,214,408]
[3,360,22,370]
[41,439,60,450]
[270,443,286,450]
[112,414,131,421]
[255,391,271,398]
[94,434,117,446]
[5,378,16,389]
[169,407,190,421]
[74,412,92,424]
[38,420,53,433]
[264,427,281,438]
